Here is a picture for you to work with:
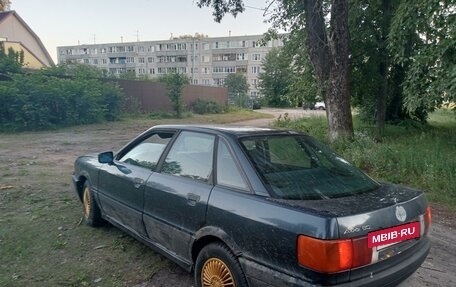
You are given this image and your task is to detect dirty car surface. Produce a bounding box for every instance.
[72,125,431,287]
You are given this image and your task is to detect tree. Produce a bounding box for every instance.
[0,0,11,11]
[349,0,395,134]
[0,42,23,75]
[389,0,456,114]
[224,73,249,107]
[198,0,353,142]
[349,0,454,132]
[280,29,320,107]
[258,48,293,107]
[159,73,189,118]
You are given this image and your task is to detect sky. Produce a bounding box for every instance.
[10,0,272,62]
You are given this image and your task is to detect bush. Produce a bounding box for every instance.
[0,70,123,131]
[191,99,224,114]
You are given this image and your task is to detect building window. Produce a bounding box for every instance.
[93,59,99,65]
[139,57,145,63]
[148,57,154,63]
[252,53,261,61]
[236,66,247,73]
[251,66,260,74]
[202,55,210,62]
[213,66,235,73]
[236,53,246,61]
[213,78,225,86]
[101,58,107,64]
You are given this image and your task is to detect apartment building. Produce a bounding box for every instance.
[57,34,283,98]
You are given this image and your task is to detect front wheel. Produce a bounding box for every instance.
[195,243,248,287]
[82,181,105,227]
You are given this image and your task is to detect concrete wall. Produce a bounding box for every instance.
[115,79,228,112]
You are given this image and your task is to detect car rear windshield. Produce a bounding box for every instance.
[240,134,379,200]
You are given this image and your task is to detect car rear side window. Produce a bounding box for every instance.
[119,132,174,171]
[161,131,215,183]
[241,135,379,200]
[216,140,248,190]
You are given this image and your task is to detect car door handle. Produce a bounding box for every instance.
[133,177,144,188]
[187,193,200,206]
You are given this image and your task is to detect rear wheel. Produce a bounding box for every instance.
[195,243,248,287]
[82,181,105,227]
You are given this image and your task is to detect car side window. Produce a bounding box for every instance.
[161,131,215,183]
[217,140,248,190]
[119,132,174,170]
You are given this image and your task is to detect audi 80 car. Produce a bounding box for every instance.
[72,125,431,287]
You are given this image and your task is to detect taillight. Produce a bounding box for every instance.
[424,206,432,234]
[297,235,372,273]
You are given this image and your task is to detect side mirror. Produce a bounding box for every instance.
[98,151,114,164]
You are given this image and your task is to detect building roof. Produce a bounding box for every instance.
[0,10,54,66]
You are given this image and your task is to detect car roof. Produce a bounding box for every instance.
[151,125,299,138]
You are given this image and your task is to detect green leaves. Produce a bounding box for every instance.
[224,73,249,107]
[389,0,456,114]
[159,73,189,118]
[0,64,123,131]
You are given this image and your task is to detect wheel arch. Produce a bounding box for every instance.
[75,171,91,202]
[191,226,242,266]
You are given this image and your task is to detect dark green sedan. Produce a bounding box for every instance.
[72,125,431,287]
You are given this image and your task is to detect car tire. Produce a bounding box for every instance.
[195,242,248,287]
[82,180,105,227]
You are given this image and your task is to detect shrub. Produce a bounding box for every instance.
[191,99,224,114]
[0,70,123,131]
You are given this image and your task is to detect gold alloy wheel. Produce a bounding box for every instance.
[83,186,91,217]
[201,258,235,287]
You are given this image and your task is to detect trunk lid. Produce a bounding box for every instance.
[269,183,428,239]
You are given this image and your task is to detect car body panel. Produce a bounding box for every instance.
[72,125,431,286]
[143,172,213,261]
[97,161,151,236]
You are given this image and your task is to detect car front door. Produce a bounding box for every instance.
[97,131,174,237]
[142,131,215,260]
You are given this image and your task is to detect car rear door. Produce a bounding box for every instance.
[97,131,174,237]
[142,131,215,260]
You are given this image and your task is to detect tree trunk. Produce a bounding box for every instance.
[327,0,353,141]
[376,0,392,137]
[303,0,353,142]
[376,49,388,136]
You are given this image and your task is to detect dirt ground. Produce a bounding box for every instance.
[1,109,454,286]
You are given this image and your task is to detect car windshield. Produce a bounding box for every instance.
[240,134,379,200]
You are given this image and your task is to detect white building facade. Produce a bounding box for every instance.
[57,34,283,98]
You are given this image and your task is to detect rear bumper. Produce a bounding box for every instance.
[240,237,430,287]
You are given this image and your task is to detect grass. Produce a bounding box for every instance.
[274,109,456,208]
[0,109,270,287]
